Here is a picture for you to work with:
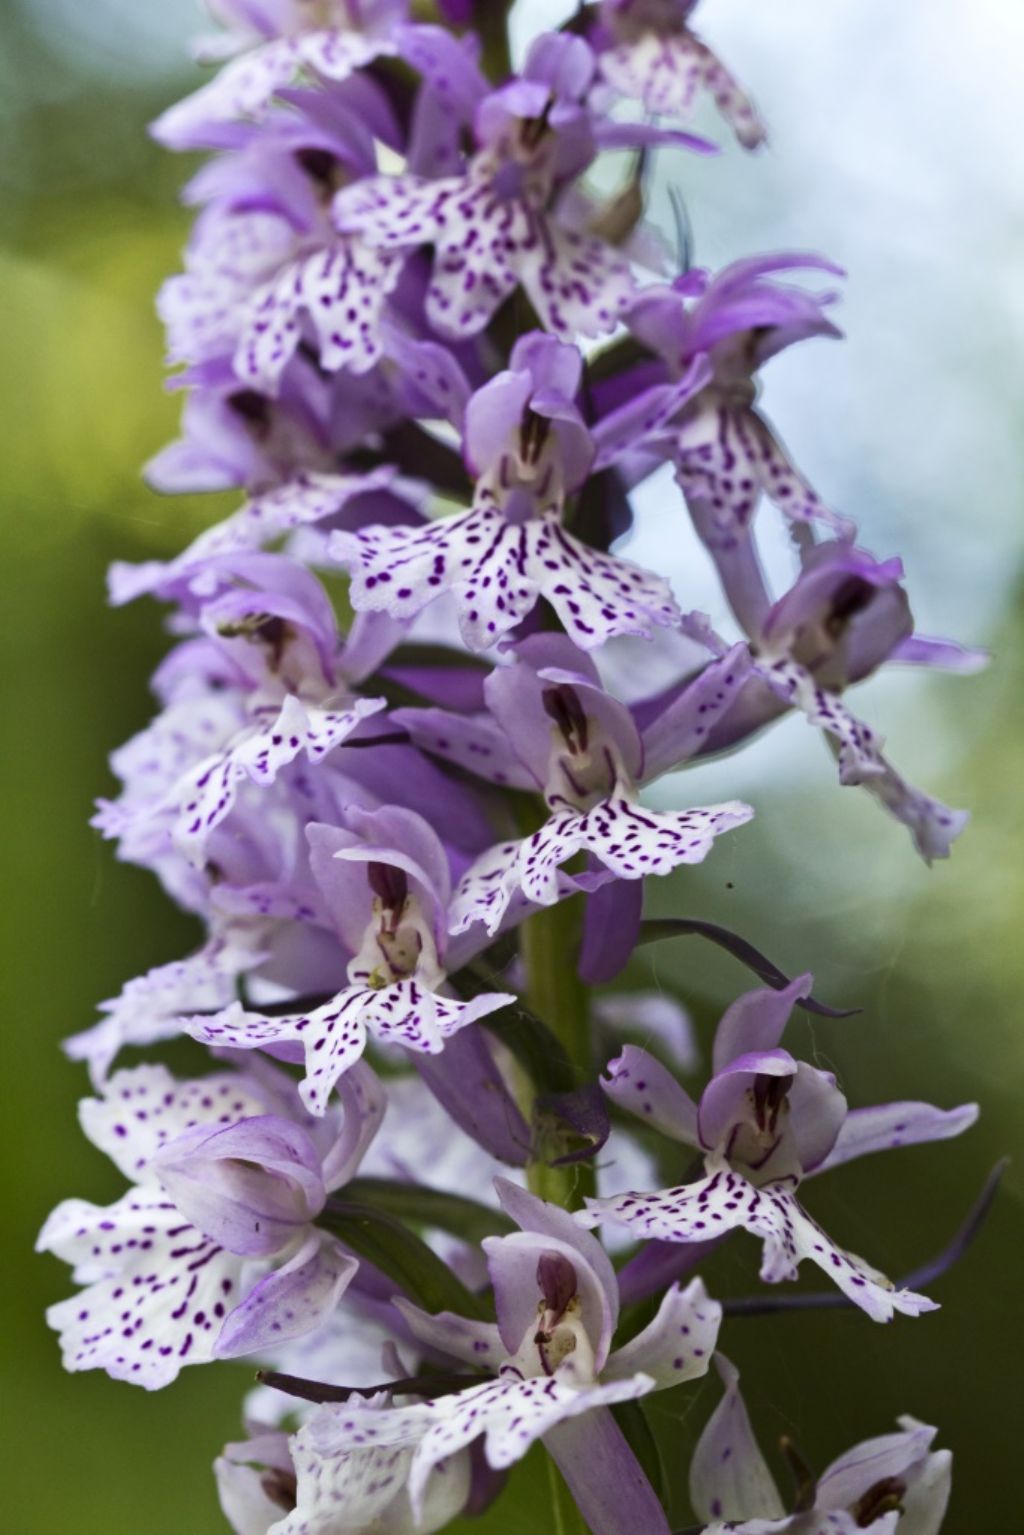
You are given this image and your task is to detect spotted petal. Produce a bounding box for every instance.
[277,1397,472,1535]
[600,31,766,149]
[235,238,403,393]
[813,1101,979,1175]
[450,795,752,935]
[175,693,386,862]
[64,936,265,1088]
[761,661,968,861]
[152,31,391,148]
[604,1277,720,1389]
[677,401,851,547]
[331,505,681,652]
[37,1191,245,1388]
[579,1166,936,1322]
[214,1230,359,1358]
[185,983,513,1117]
[335,174,524,339]
[518,221,636,341]
[78,1064,271,1184]
[336,171,634,341]
[108,469,399,606]
[689,1356,786,1525]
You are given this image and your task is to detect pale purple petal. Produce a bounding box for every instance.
[392,1298,503,1370]
[215,1231,358,1357]
[785,1062,848,1175]
[604,1276,720,1387]
[390,705,537,791]
[712,974,813,1074]
[411,1028,531,1169]
[689,1355,786,1524]
[322,1059,388,1191]
[639,642,753,779]
[579,874,644,984]
[38,1191,245,1388]
[153,1115,325,1255]
[890,634,989,674]
[600,1044,700,1146]
[812,1101,979,1175]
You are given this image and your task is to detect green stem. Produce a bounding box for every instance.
[522,893,596,1208]
[476,0,513,82]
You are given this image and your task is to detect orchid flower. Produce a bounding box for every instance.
[578,976,978,1321]
[690,1357,952,1534]
[185,804,514,1112]
[333,32,712,342]
[611,254,850,551]
[330,334,702,651]
[37,1060,383,1386]
[293,1181,721,1530]
[594,1,766,147]
[390,632,753,936]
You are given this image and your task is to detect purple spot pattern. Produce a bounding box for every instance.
[450,794,753,935]
[675,396,851,546]
[580,1165,937,1323]
[185,981,512,1117]
[38,1191,244,1389]
[235,237,403,392]
[330,504,680,652]
[599,15,766,149]
[334,160,635,341]
[78,1063,270,1181]
[763,659,968,862]
[176,692,385,862]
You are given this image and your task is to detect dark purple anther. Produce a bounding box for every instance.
[752,1073,793,1134]
[519,408,551,465]
[852,1477,906,1527]
[536,1251,578,1328]
[542,685,590,755]
[825,575,875,638]
[367,862,409,913]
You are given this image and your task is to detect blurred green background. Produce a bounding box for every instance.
[2,2,1020,1530]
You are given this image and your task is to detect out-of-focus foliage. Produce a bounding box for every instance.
[1,3,1019,1531]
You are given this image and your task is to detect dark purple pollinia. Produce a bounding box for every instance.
[40,4,989,1533]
